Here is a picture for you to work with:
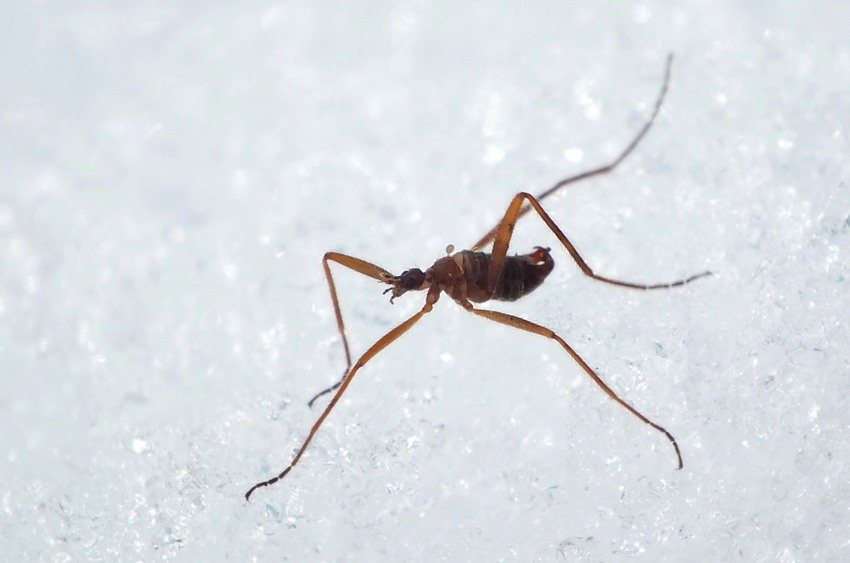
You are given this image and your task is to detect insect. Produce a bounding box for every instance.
[246,54,711,501]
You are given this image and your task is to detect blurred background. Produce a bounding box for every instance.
[2,1,848,561]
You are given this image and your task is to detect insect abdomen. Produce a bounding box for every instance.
[461,248,554,302]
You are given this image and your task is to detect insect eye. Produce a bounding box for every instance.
[401,269,425,290]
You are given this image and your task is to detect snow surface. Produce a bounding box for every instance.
[2,1,849,561]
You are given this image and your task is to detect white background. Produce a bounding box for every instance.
[2,1,849,561]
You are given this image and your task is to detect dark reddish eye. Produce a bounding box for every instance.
[401,269,425,290]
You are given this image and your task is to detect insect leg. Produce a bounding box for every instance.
[247,302,433,501]
[464,304,683,469]
[473,54,674,251]
[308,252,397,407]
[493,192,712,290]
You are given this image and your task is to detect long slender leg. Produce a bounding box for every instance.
[483,191,711,297]
[308,252,397,408]
[246,301,433,501]
[464,304,683,469]
[473,54,674,251]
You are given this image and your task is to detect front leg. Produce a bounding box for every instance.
[308,252,397,407]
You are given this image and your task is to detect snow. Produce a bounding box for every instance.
[2,1,849,561]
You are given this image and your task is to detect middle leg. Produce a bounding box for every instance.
[464,304,683,469]
[247,300,434,501]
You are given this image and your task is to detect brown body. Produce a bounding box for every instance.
[245,54,713,502]
[428,248,555,305]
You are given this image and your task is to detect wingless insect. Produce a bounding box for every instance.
[246,54,711,501]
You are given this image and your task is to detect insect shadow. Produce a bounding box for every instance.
[246,54,711,501]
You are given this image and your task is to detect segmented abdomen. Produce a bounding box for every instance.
[460,249,554,302]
